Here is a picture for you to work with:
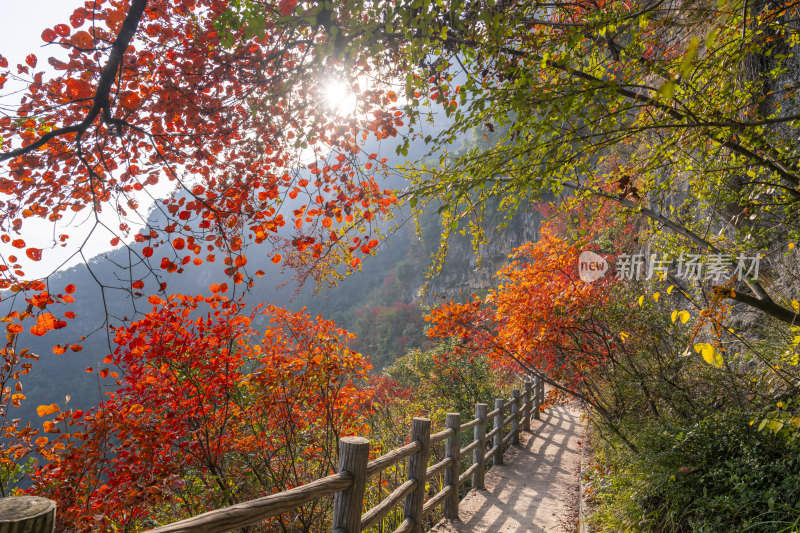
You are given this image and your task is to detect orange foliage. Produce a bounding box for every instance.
[27,294,373,531]
[427,221,618,390]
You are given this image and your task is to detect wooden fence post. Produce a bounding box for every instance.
[494,398,504,466]
[523,379,532,432]
[511,389,520,446]
[0,496,56,533]
[404,417,431,533]
[533,376,541,421]
[443,412,461,520]
[538,375,545,412]
[332,436,370,533]
[472,403,487,489]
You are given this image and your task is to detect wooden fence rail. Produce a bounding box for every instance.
[3,375,547,533]
[146,374,546,533]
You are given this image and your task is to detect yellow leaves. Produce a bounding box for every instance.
[671,310,690,324]
[789,242,795,251]
[620,332,629,341]
[667,285,674,295]
[37,404,60,417]
[652,292,660,302]
[758,418,785,434]
[695,342,724,367]
[792,300,799,313]
[638,295,644,306]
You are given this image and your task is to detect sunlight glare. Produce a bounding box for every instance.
[322,80,357,116]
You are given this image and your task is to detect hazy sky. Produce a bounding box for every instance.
[0,2,76,65]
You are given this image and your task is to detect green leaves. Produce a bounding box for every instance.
[679,37,700,79]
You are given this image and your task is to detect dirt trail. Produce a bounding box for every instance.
[431,403,584,533]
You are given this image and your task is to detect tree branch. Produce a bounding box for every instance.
[0,0,149,162]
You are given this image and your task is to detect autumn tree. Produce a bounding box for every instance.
[370,0,800,324]
[25,293,373,531]
[426,218,627,416]
[0,0,406,499]
[0,0,408,327]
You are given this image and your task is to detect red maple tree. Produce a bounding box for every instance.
[27,293,373,531]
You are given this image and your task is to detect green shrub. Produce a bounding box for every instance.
[592,411,800,532]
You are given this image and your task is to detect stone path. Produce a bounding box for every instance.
[431,402,585,533]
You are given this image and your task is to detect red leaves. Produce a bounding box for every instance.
[69,10,85,28]
[142,247,154,258]
[119,92,142,111]
[70,31,94,49]
[41,28,57,42]
[11,239,25,249]
[64,284,76,294]
[208,283,228,294]
[271,254,282,264]
[105,9,127,33]
[53,24,71,37]
[26,248,42,261]
[30,313,65,336]
[25,293,375,531]
[278,0,298,15]
[25,54,37,68]
[65,78,92,99]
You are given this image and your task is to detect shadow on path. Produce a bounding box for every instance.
[431,403,584,533]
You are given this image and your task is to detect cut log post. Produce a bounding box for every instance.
[0,496,56,533]
[443,412,461,520]
[404,417,431,533]
[472,403,487,490]
[511,389,520,446]
[332,436,370,533]
[494,398,504,466]
[523,379,532,432]
[533,376,541,421]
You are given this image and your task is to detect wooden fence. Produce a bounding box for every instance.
[1,376,546,533]
[145,374,545,533]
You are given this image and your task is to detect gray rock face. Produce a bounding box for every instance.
[424,206,542,303]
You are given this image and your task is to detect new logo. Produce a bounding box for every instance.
[578,251,609,282]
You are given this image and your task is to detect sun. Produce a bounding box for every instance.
[322,80,357,116]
